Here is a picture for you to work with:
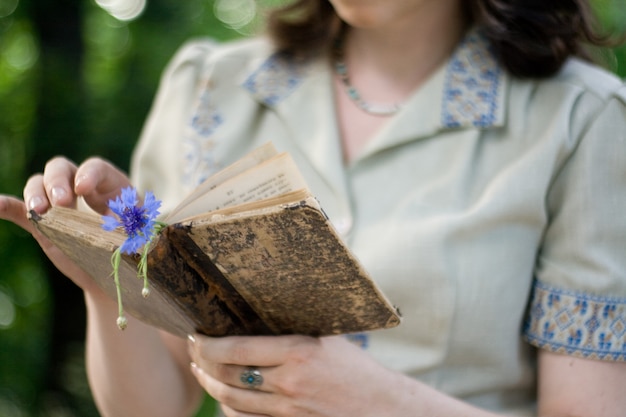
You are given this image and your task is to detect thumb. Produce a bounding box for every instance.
[0,195,33,233]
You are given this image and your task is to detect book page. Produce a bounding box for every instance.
[167,152,309,223]
[182,189,313,222]
[166,143,278,221]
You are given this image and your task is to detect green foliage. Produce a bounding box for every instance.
[591,0,626,76]
[0,0,247,415]
[0,8,49,416]
[0,0,623,416]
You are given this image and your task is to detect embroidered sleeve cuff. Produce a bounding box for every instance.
[523,280,626,361]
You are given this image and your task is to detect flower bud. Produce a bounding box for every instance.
[117,315,128,330]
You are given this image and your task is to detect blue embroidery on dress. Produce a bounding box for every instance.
[183,85,224,187]
[191,89,224,137]
[345,333,369,349]
[241,52,306,106]
[181,136,221,187]
[442,31,502,129]
[524,280,626,361]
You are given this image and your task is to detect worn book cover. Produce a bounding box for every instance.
[29,145,401,338]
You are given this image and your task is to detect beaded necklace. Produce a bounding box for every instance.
[333,41,403,117]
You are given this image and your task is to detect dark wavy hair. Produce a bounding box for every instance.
[266,0,615,78]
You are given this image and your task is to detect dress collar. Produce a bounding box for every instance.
[241,51,309,107]
[241,28,507,130]
[441,29,506,129]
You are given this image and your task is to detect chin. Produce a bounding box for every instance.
[338,12,388,28]
[329,1,389,28]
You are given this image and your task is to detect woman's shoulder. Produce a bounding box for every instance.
[530,58,625,107]
[561,58,624,96]
[161,36,276,79]
[507,57,626,144]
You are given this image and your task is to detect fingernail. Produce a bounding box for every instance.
[51,187,67,203]
[189,362,204,376]
[28,196,44,211]
[187,334,196,344]
[74,175,87,189]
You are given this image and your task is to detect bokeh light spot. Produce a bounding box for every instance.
[0,290,16,329]
[0,0,19,19]
[214,0,256,31]
[3,28,38,71]
[96,0,146,21]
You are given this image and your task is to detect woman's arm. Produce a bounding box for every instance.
[85,293,202,417]
[0,157,203,417]
[537,350,626,417]
[188,334,626,417]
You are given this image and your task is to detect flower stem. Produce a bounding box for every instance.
[138,221,166,298]
[138,244,150,298]
[111,248,127,330]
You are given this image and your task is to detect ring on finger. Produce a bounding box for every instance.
[240,367,264,389]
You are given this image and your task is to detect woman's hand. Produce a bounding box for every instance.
[0,156,131,293]
[187,334,408,417]
[24,156,131,216]
[188,332,626,417]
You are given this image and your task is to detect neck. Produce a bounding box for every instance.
[341,3,468,102]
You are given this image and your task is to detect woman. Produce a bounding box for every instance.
[1,0,625,416]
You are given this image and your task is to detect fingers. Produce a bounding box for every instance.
[188,336,273,393]
[24,157,78,214]
[200,362,275,392]
[189,334,319,368]
[74,157,131,213]
[187,334,319,396]
[22,156,131,216]
[2,156,131,296]
[189,363,275,417]
[220,404,268,417]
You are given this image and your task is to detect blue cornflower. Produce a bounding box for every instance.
[102,187,161,254]
[101,187,164,330]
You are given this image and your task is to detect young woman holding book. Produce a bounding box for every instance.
[2,0,626,416]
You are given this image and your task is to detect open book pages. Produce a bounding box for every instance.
[165,143,310,223]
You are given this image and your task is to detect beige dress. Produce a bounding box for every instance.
[130,29,626,415]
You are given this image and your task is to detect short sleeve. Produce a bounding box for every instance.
[130,39,217,215]
[523,86,626,362]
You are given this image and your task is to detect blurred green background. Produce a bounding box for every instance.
[0,0,624,416]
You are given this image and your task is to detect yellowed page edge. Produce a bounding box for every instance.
[167,152,309,223]
[179,189,313,223]
[165,142,278,222]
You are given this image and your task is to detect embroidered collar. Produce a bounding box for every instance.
[241,52,308,107]
[441,30,505,128]
[241,28,507,130]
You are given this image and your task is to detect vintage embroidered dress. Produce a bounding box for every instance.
[131,29,626,415]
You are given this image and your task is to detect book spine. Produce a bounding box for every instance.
[147,225,274,336]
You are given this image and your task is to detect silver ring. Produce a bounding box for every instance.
[240,368,263,389]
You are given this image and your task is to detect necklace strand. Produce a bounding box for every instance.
[334,44,403,117]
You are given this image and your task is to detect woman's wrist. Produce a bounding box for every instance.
[385,372,502,417]
[83,287,123,327]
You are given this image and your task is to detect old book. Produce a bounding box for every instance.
[29,143,401,338]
